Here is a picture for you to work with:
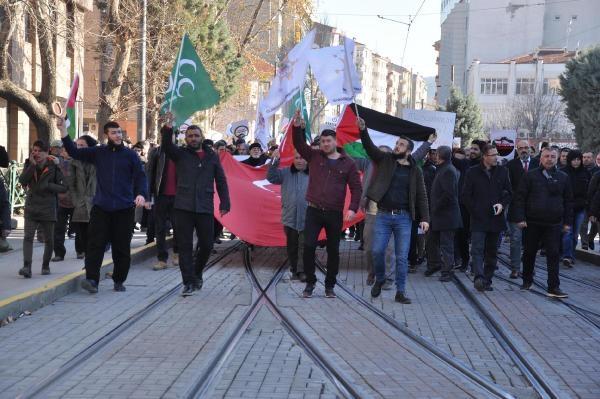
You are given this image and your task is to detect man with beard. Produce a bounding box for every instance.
[59,119,148,293]
[161,116,230,296]
[241,143,269,167]
[292,110,361,299]
[506,140,539,278]
[359,120,429,304]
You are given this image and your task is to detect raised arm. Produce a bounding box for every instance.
[266,157,284,185]
[358,121,384,163]
[18,163,36,186]
[160,125,182,162]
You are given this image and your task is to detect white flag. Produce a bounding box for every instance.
[254,103,269,150]
[308,38,362,105]
[261,30,316,118]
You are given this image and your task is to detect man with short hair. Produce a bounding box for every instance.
[59,119,148,293]
[514,147,572,298]
[469,140,486,166]
[241,142,268,167]
[267,149,309,282]
[506,140,539,278]
[582,152,597,174]
[461,144,512,291]
[559,147,570,168]
[427,146,462,282]
[292,110,362,298]
[161,118,230,296]
[360,119,429,304]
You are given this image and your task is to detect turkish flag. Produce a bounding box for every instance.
[214,151,364,247]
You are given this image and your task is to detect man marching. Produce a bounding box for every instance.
[161,113,230,296]
[292,110,362,299]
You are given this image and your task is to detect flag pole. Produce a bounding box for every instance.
[342,36,360,119]
[168,34,186,113]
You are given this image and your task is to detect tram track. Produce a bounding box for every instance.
[16,242,244,399]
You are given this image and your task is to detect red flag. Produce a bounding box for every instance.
[278,122,296,168]
[214,153,364,247]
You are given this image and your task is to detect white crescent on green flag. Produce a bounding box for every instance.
[161,34,220,126]
[65,73,79,139]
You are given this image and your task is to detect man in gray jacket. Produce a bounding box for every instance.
[267,149,309,282]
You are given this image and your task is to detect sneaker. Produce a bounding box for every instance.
[520,282,532,290]
[18,267,32,279]
[114,282,126,292]
[181,285,194,297]
[193,280,203,291]
[172,254,179,267]
[76,252,85,259]
[547,288,568,298]
[371,281,383,298]
[51,256,64,262]
[41,266,50,275]
[81,279,98,294]
[325,288,337,298]
[474,277,486,292]
[509,270,519,279]
[439,274,453,282]
[395,292,411,304]
[562,258,574,268]
[302,283,315,298]
[424,267,441,277]
[153,261,168,271]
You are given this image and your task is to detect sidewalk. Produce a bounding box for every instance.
[0,227,162,321]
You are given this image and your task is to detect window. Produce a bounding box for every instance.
[543,78,560,95]
[554,15,560,21]
[450,65,455,83]
[24,11,34,44]
[516,78,535,95]
[480,78,508,95]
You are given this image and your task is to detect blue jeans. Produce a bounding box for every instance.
[562,210,585,260]
[372,211,412,293]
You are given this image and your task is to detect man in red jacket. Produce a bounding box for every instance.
[292,110,362,298]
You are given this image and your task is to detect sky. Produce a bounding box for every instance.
[314,0,441,77]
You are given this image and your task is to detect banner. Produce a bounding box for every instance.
[214,152,363,246]
[261,30,316,117]
[490,130,517,161]
[402,109,455,149]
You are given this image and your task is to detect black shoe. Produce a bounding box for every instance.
[18,267,32,278]
[547,288,568,298]
[395,292,411,304]
[114,282,126,292]
[371,281,383,298]
[509,270,519,279]
[303,283,315,298]
[358,244,364,251]
[408,266,417,274]
[81,279,98,294]
[582,244,589,250]
[193,280,203,291]
[214,238,222,244]
[474,277,485,292]
[439,274,453,282]
[325,288,336,298]
[424,267,441,277]
[590,242,595,250]
[484,285,494,292]
[181,285,195,297]
[77,252,85,259]
[51,256,64,262]
[41,266,50,275]
[520,282,532,290]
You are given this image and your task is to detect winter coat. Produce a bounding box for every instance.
[292,126,362,212]
[460,164,512,232]
[359,127,429,223]
[561,165,591,212]
[506,156,539,222]
[68,160,97,223]
[513,166,573,226]
[267,159,309,231]
[19,162,67,222]
[161,126,230,214]
[56,158,74,209]
[430,161,462,231]
[62,136,148,212]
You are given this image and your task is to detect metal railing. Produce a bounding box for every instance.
[1,161,26,216]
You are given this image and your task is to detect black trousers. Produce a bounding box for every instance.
[303,207,343,288]
[85,206,135,284]
[173,209,214,286]
[470,231,500,284]
[54,206,74,258]
[284,226,304,273]
[154,195,177,261]
[428,230,456,275]
[73,222,88,255]
[214,218,224,239]
[455,204,470,267]
[522,223,561,290]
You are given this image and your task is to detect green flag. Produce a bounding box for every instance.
[286,91,311,139]
[161,34,220,126]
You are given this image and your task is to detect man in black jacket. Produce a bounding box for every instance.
[427,146,462,281]
[461,144,512,291]
[241,143,268,167]
[514,147,573,298]
[506,140,539,278]
[161,116,230,296]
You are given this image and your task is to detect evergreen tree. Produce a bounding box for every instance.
[560,46,600,152]
[445,86,484,146]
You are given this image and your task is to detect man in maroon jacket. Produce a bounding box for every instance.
[292,110,362,298]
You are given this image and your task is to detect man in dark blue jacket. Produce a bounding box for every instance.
[59,119,147,294]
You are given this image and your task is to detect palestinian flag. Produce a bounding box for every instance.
[336,103,435,158]
[65,73,79,139]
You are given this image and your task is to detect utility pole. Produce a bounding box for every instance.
[138,0,147,142]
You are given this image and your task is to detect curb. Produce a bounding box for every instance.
[0,239,169,322]
[575,248,600,266]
